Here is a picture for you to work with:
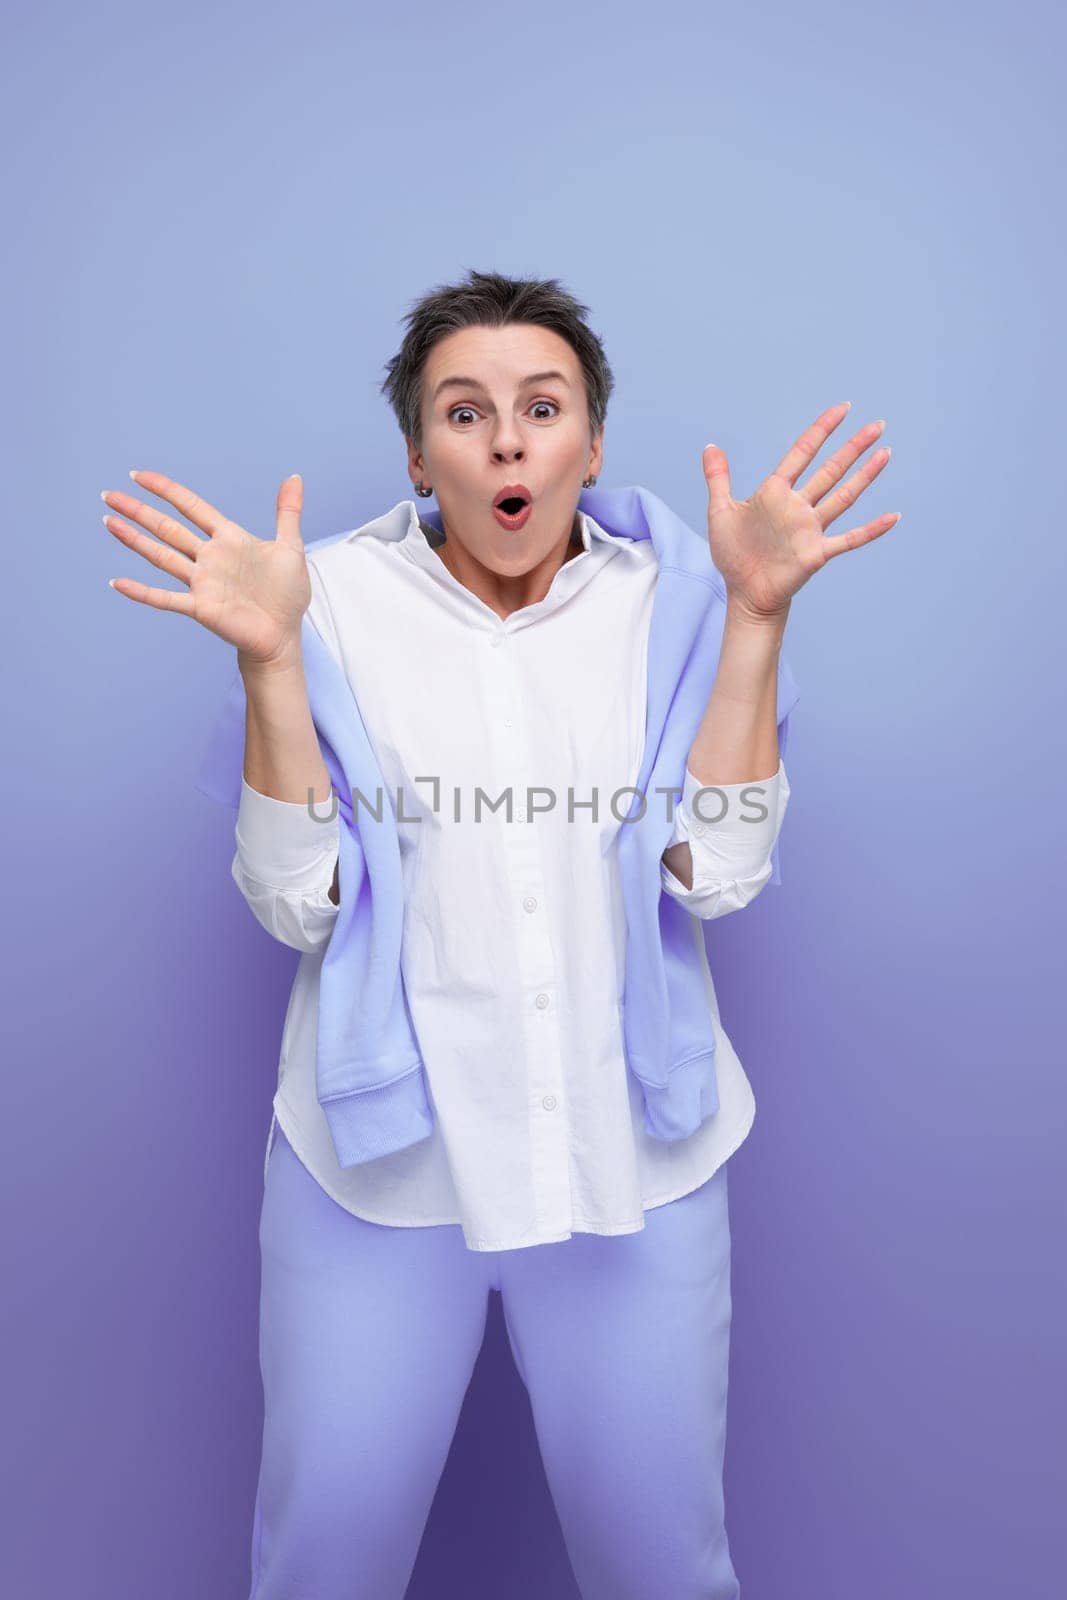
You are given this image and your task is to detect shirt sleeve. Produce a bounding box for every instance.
[230,777,341,953]
[660,759,790,920]
[306,552,345,664]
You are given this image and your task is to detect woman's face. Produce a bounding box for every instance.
[408,322,603,578]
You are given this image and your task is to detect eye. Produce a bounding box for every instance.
[446,399,561,425]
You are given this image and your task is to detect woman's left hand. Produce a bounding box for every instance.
[702,401,900,623]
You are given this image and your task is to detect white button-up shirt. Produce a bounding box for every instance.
[232,502,789,1252]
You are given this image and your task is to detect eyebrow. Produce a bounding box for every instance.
[432,369,572,402]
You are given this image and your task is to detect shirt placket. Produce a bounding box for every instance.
[480,620,573,1234]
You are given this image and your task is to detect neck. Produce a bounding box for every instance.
[420,513,585,619]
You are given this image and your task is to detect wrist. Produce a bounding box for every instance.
[724,593,791,635]
[238,639,305,681]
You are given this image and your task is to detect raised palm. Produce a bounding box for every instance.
[101,471,311,666]
[703,402,900,620]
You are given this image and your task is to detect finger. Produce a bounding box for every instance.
[798,418,886,508]
[100,488,205,560]
[126,470,230,539]
[702,444,731,518]
[108,573,197,614]
[769,401,852,487]
[103,512,197,585]
[814,444,892,532]
[822,511,902,561]
[275,473,304,548]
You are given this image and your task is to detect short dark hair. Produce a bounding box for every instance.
[379,268,615,455]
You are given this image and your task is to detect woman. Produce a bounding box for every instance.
[102,269,897,1599]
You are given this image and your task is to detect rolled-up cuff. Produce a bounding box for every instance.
[235,777,340,890]
[666,760,789,884]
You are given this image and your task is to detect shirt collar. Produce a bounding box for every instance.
[389,498,641,626]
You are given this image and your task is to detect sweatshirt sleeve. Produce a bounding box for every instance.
[230,776,341,954]
[660,760,790,921]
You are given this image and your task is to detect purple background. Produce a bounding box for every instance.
[5,0,1063,1595]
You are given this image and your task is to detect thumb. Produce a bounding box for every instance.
[702,444,731,516]
[276,473,304,547]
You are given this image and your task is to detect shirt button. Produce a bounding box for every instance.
[692,822,706,837]
[516,808,526,822]
[490,633,503,648]
[535,993,550,1009]
[523,896,537,912]
[503,716,513,728]
[542,1094,557,1111]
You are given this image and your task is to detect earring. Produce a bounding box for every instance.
[417,478,593,494]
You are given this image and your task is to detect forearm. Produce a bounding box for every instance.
[686,599,789,786]
[239,643,333,808]
[661,600,790,892]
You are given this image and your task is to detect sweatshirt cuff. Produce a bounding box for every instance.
[234,776,341,890]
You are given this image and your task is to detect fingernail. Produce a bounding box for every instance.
[100,490,111,503]
[288,473,302,482]
[128,470,142,481]
[840,400,852,411]
[108,578,118,589]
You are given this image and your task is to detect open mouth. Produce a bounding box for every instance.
[491,486,534,529]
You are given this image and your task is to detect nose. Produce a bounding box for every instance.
[490,418,525,460]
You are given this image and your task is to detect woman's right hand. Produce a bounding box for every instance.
[102,470,312,668]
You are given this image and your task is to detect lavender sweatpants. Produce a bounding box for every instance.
[249,1121,740,1600]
